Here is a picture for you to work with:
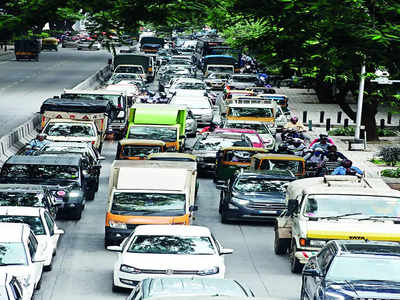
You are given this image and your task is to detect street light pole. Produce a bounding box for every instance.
[355,63,366,140]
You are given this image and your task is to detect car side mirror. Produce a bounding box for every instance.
[189,205,198,212]
[107,246,123,252]
[54,228,64,235]
[302,266,321,277]
[220,248,234,255]
[287,199,299,216]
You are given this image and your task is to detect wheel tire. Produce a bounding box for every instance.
[274,226,289,255]
[112,283,124,293]
[104,238,111,249]
[87,189,95,201]
[290,241,303,273]
[71,207,82,220]
[95,180,100,192]
[44,261,52,272]
[35,276,42,290]
[218,200,222,214]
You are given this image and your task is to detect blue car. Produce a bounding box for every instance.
[301,240,400,300]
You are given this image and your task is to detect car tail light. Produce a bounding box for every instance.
[57,190,66,196]
[69,114,75,119]
[82,115,89,120]
[148,67,152,72]
[56,114,62,119]
[91,141,95,145]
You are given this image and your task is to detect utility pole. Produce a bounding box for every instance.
[354,63,366,140]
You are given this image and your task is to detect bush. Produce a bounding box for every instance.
[378,146,400,166]
[381,168,400,178]
[328,127,355,136]
[377,128,397,136]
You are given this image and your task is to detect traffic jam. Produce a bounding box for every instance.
[1,30,400,300]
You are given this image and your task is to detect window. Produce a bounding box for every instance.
[9,278,23,300]
[317,247,334,275]
[27,233,38,260]
[44,212,55,236]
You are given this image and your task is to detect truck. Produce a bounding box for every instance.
[274,175,400,273]
[202,55,236,75]
[62,89,129,139]
[105,160,198,246]
[40,97,112,151]
[139,37,165,53]
[111,54,155,82]
[125,104,187,152]
[14,39,41,61]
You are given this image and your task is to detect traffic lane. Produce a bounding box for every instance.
[34,139,121,300]
[195,177,301,299]
[0,47,111,137]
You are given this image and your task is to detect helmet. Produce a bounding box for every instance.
[292,138,302,147]
[342,159,352,168]
[290,116,298,124]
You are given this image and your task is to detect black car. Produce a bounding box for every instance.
[0,155,89,220]
[217,170,295,223]
[0,184,59,219]
[35,141,104,199]
[301,240,400,300]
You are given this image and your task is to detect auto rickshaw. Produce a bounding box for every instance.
[250,153,306,178]
[41,37,58,51]
[214,147,268,183]
[115,139,166,160]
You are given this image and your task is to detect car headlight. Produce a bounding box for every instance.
[197,266,219,276]
[120,264,141,274]
[231,197,249,206]
[109,221,127,229]
[309,239,327,247]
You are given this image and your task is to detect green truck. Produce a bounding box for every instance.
[125,104,187,151]
[112,54,155,82]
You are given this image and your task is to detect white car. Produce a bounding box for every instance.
[0,223,46,299]
[170,96,214,125]
[108,225,233,291]
[105,80,140,99]
[168,78,208,96]
[0,271,27,300]
[0,207,64,271]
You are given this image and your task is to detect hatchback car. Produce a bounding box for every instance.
[301,240,400,300]
[0,223,46,300]
[127,277,254,300]
[107,225,233,291]
[0,207,64,271]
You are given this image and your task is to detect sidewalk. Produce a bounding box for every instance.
[281,87,400,179]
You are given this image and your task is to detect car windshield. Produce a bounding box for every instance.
[109,73,142,82]
[327,256,400,281]
[121,145,162,157]
[0,192,45,208]
[232,76,257,83]
[44,123,95,137]
[169,60,191,65]
[114,66,144,74]
[1,164,79,180]
[0,242,27,266]
[208,66,233,73]
[0,216,45,235]
[225,123,270,134]
[175,82,206,90]
[111,192,185,215]
[267,159,302,174]
[128,126,177,142]
[208,73,230,79]
[128,235,215,255]
[223,150,255,163]
[194,139,240,151]
[229,107,274,118]
[303,195,400,218]
[234,178,287,193]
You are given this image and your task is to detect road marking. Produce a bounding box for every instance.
[0,61,9,65]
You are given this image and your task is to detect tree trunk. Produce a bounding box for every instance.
[362,102,379,141]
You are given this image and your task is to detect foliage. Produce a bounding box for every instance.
[378,146,400,166]
[381,168,400,178]
[328,127,355,136]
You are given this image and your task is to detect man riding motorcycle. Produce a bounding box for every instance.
[310,134,333,151]
[284,116,306,132]
[332,159,363,175]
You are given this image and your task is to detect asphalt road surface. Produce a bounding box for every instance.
[0,47,111,137]
[34,140,301,300]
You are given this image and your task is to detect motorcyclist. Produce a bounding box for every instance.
[309,133,335,148]
[310,134,333,151]
[284,116,306,132]
[331,159,363,176]
[304,147,325,164]
[323,145,347,162]
[287,138,306,156]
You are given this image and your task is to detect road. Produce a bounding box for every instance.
[0,47,111,137]
[34,140,301,300]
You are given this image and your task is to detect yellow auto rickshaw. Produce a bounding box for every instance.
[116,139,166,160]
[214,147,269,183]
[41,37,58,51]
[250,153,306,178]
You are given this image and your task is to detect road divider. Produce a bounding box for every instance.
[72,64,112,90]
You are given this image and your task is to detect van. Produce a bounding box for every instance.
[105,160,197,246]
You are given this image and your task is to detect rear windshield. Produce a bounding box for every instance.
[0,192,46,208]
[0,215,45,235]
[121,145,162,157]
[1,164,79,180]
[44,123,95,137]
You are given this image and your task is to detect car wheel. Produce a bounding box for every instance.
[87,189,95,201]
[35,276,42,290]
[71,207,82,220]
[44,260,52,272]
[290,241,303,273]
[274,225,289,255]
[218,199,223,214]
[95,180,100,192]
[112,283,124,293]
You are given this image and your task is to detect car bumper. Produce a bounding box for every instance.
[105,227,135,245]
[57,203,83,217]
[113,270,224,289]
[295,250,320,264]
[223,203,284,221]
[197,162,216,172]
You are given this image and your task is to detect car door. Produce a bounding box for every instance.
[43,211,59,252]
[27,232,43,286]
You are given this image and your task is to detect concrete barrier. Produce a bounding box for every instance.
[72,65,112,90]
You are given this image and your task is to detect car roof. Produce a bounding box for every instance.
[4,154,81,166]
[0,184,45,192]
[238,170,296,180]
[333,240,400,257]
[0,223,29,242]
[0,206,43,217]
[142,278,250,299]
[134,225,211,237]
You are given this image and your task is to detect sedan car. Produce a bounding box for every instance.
[204,73,231,90]
[0,207,64,271]
[77,38,101,50]
[170,96,213,126]
[301,240,400,300]
[108,225,233,291]
[225,74,259,90]
[0,223,46,300]
[217,170,295,223]
[213,128,265,148]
